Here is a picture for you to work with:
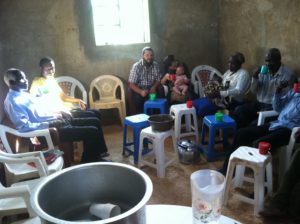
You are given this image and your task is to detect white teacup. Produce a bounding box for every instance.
[89,203,121,220]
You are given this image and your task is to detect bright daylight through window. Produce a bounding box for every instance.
[91,0,150,46]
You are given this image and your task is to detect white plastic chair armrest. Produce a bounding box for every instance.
[0,124,55,153]
[162,84,169,97]
[0,151,49,176]
[0,185,36,217]
[257,110,279,126]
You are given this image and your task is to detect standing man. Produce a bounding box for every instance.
[128,47,165,114]
[232,48,294,128]
[4,68,109,163]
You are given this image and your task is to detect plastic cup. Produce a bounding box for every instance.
[294,83,299,93]
[89,203,121,220]
[186,100,193,108]
[169,74,176,81]
[260,65,269,74]
[215,112,223,122]
[149,93,156,101]
[191,170,225,224]
[258,141,270,155]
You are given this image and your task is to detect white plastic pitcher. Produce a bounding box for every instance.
[190,169,225,224]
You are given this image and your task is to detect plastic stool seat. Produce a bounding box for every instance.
[123,114,150,163]
[138,127,177,178]
[144,98,168,115]
[224,146,273,216]
[169,104,199,143]
[199,114,236,162]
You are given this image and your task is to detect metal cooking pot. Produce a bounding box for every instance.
[177,140,200,164]
[31,162,153,223]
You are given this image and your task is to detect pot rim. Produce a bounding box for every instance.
[31,162,153,224]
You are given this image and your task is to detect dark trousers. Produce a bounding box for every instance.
[71,109,102,121]
[128,85,165,114]
[54,117,108,163]
[232,101,273,129]
[271,149,300,217]
[221,124,291,174]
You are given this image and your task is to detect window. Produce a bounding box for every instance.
[91,0,150,46]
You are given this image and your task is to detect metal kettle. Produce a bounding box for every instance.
[177,140,200,164]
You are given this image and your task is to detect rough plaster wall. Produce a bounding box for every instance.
[164,0,220,70]
[0,0,218,119]
[219,0,300,75]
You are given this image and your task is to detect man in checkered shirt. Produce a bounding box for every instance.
[128,47,165,114]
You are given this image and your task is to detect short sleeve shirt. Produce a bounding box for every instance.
[128,59,161,90]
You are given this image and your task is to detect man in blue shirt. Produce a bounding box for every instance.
[4,68,109,163]
[219,79,300,175]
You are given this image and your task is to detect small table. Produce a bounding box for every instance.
[146,204,240,224]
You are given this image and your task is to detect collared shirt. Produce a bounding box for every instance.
[30,76,73,111]
[251,65,293,104]
[269,90,300,130]
[4,89,56,132]
[220,68,250,102]
[128,59,161,90]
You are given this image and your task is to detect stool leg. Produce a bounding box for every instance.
[133,128,141,164]
[224,159,235,206]
[174,114,182,142]
[138,133,145,168]
[234,165,245,188]
[154,138,165,178]
[266,162,273,194]
[207,126,216,162]
[185,114,191,132]
[122,124,128,155]
[254,167,265,215]
[192,113,199,143]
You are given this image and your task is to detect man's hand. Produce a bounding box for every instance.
[78,99,87,110]
[252,67,261,79]
[276,80,289,94]
[140,89,148,97]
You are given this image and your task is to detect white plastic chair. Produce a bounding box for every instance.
[56,76,88,103]
[0,177,43,223]
[0,124,64,186]
[89,75,126,126]
[191,65,223,97]
[257,110,300,183]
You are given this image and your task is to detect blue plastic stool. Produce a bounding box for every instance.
[143,98,168,115]
[123,114,150,163]
[199,114,236,162]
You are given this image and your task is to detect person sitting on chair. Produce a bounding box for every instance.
[4,68,109,163]
[128,47,165,114]
[232,48,294,129]
[30,57,102,120]
[192,52,250,117]
[219,79,300,175]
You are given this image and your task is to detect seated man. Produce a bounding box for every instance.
[232,48,294,128]
[260,140,300,222]
[128,47,165,114]
[3,68,109,163]
[30,57,101,120]
[219,79,300,175]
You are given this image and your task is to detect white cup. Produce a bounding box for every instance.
[89,203,121,220]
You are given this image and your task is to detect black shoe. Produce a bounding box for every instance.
[99,158,113,162]
[100,152,110,157]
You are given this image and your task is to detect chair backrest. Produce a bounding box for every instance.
[56,76,88,103]
[191,65,223,97]
[89,75,125,105]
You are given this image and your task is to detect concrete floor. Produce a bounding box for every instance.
[82,122,266,224]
